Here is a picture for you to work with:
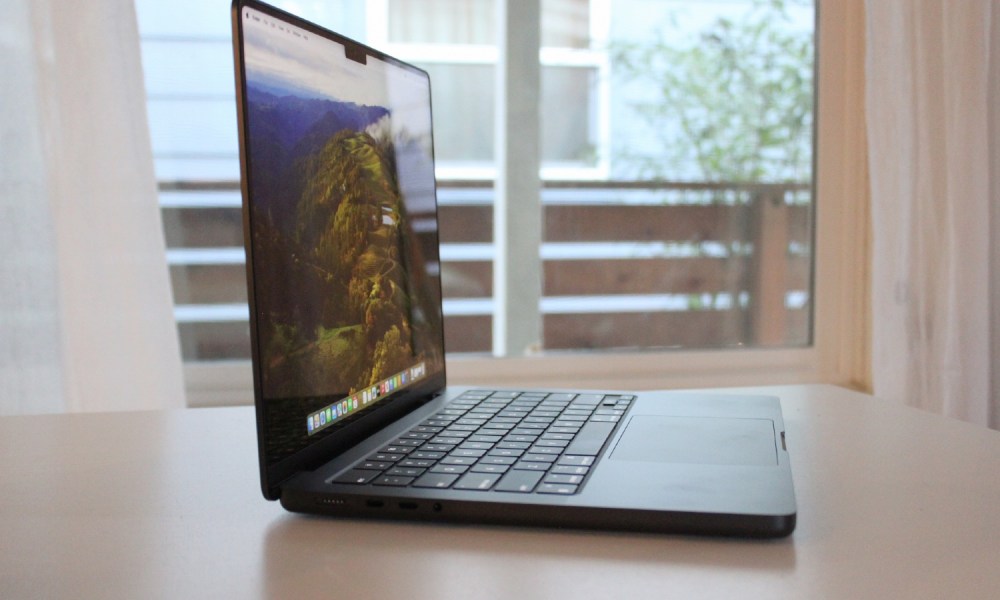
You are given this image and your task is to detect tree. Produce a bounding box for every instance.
[612,0,813,183]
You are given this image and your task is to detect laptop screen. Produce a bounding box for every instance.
[235,3,446,469]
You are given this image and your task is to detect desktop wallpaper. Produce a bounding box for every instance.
[240,7,444,461]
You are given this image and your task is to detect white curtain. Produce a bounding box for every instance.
[866,0,999,429]
[0,0,185,414]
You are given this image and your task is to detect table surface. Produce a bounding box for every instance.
[2,384,998,600]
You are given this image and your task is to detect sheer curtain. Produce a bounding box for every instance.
[0,0,184,414]
[866,0,999,429]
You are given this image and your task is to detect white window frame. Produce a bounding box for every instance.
[184,0,870,407]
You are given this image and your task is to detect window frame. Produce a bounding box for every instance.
[183,0,870,407]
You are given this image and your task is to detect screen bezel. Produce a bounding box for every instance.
[231,0,448,500]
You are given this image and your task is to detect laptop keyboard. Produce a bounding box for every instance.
[331,390,634,495]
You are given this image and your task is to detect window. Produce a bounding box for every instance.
[137,1,868,403]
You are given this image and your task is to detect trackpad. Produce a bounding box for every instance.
[610,416,778,466]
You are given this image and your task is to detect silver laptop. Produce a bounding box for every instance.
[231,0,796,537]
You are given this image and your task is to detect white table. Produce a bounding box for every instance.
[2,384,998,599]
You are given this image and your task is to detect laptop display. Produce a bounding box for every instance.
[237,4,446,467]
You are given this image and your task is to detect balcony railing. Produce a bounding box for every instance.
[162,179,812,360]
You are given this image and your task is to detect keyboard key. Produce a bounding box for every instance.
[536,483,578,495]
[525,446,561,455]
[588,415,621,423]
[551,465,590,476]
[370,453,404,462]
[497,441,531,450]
[359,461,392,470]
[511,461,549,471]
[412,473,460,489]
[410,451,446,460]
[391,438,424,447]
[440,456,477,466]
[419,444,455,453]
[459,442,494,451]
[557,455,594,467]
[373,475,415,487]
[479,455,517,466]
[430,437,465,445]
[379,445,414,455]
[470,463,510,474]
[544,473,584,485]
[450,448,487,458]
[494,470,544,493]
[532,439,568,448]
[387,467,426,477]
[520,453,557,463]
[453,472,501,491]
[332,469,381,484]
[487,448,524,458]
[430,464,469,475]
[398,459,435,468]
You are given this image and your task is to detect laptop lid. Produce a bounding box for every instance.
[232,0,448,500]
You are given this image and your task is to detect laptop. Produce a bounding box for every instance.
[231,0,796,538]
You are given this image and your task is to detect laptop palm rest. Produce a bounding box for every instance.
[609,416,778,466]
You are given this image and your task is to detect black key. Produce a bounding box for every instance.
[413,426,443,434]
[497,441,531,450]
[419,444,455,453]
[544,473,584,485]
[332,469,381,484]
[399,459,435,468]
[359,461,392,470]
[430,464,469,475]
[410,451,446,460]
[525,446,562,455]
[470,463,510,474]
[387,467,426,477]
[379,445,414,455]
[440,456,477,466]
[512,461,549,471]
[450,448,487,458]
[468,434,503,443]
[412,472,460,489]
[372,475,415,487]
[370,453,404,462]
[557,455,595,467]
[532,439,568,448]
[478,455,517,466]
[453,472,501,491]
[520,453,557,463]
[487,448,524,458]
[588,415,620,423]
[430,436,465,445]
[563,421,616,456]
[504,434,539,443]
[551,465,590,476]
[494,470,544,493]
[459,442,494,451]
[391,438,424,447]
[536,483,578,495]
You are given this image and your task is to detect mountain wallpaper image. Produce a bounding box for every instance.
[245,84,443,403]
